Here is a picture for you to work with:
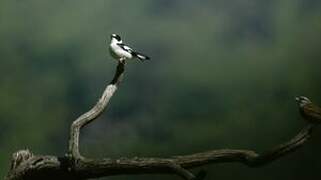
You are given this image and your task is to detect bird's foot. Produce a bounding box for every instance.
[119,58,126,64]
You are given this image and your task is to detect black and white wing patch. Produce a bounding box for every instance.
[118,43,134,54]
[117,43,150,61]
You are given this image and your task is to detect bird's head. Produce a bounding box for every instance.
[295,96,312,107]
[111,34,122,43]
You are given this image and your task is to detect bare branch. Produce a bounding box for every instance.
[167,162,196,180]
[5,61,318,180]
[6,124,316,180]
[68,61,125,159]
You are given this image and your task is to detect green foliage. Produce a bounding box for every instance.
[0,0,321,179]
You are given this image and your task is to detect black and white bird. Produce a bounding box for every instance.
[295,96,321,124]
[109,34,150,62]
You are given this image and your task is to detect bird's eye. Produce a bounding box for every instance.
[111,34,121,41]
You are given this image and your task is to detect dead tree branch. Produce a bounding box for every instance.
[68,61,125,160]
[5,62,317,180]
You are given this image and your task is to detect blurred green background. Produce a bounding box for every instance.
[1,0,321,179]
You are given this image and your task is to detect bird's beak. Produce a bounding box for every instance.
[295,97,300,102]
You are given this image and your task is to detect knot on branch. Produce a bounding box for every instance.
[10,149,34,171]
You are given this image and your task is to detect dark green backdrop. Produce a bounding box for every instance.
[1,0,321,179]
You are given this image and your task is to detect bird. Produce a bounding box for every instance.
[295,96,321,124]
[109,33,150,62]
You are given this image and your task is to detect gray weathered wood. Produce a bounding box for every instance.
[5,61,317,180]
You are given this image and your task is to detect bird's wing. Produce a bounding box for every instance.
[117,43,134,53]
[303,104,321,121]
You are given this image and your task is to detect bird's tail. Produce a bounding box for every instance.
[133,52,150,61]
